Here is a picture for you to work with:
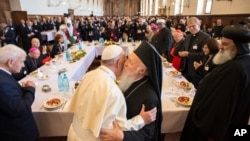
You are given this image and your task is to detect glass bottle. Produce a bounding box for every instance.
[65,49,71,61]
[62,73,70,93]
[58,73,64,92]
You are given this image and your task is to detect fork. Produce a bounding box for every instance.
[61,100,68,110]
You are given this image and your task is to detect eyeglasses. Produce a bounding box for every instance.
[188,24,197,29]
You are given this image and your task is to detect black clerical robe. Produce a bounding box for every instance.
[180,55,250,141]
[123,76,162,141]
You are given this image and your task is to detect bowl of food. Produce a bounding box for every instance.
[179,81,192,90]
[43,98,62,109]
[163,62,172,68]
[169,70,182,76]
[42,85,51,93]
[176,96,193,106]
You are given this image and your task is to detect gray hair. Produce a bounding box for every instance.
[187,17,201,25]
[0,44,26,63]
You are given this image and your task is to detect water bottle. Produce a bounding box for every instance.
[119,37,122,45]
[99,37,104,46]
[65,49,71,61]
[62,73,70,93]
[78,40,83,50]
[58,73,64,92]
[129,37,134,43]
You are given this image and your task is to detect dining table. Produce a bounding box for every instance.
[19,41,195,140]
[41,30,57,42]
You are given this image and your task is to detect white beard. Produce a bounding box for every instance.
[118,67,141,92]
[213,49,235,65]
[118,73,136,92]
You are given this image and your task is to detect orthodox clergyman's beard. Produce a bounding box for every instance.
[118,71,137,92]
[213,49,235,65]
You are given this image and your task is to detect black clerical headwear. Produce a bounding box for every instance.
[222,26,250,56]
[134,41,163,102]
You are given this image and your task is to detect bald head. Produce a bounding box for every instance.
[31,38,40,48]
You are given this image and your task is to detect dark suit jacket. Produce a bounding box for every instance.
[0,69,39,141]
[0,28,16,46]
[180,31,210,77]
[151,27,173,61]
[123,77,162,141]
[50,43,64,58]
[22,26,36,52]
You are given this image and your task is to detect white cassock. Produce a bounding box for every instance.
[67,65,144,141]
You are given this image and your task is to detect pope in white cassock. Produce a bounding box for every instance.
[67,45,156,141]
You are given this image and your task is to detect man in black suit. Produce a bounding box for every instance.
[151,19,173,61]
[22,21,36,53]
[178,17,211,88]
[0,23,16,46]
[0,44,39,141]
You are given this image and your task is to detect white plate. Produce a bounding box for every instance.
[43,98,63,109]
[169,70,182,76]
[179,81,192,89]
[176,96,193,106]
[38,75,49,80]
[163,62,172,68]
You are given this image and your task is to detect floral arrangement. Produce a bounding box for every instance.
[104,40,116,46]
[70,50,86,61]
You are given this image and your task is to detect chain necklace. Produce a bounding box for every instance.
[125,79,147,99]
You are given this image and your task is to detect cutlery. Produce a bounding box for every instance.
[61,100,68,110]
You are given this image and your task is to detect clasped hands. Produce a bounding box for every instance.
[21,80,36,88]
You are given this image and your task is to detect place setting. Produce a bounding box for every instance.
[40,97,68,111]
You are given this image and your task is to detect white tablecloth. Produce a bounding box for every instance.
[20,42,195,137]
[41,30,56,42]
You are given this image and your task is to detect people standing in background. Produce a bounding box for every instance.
[97,26,107,41]
[145,25,154,42]
[0,23,16,46]
[0,44,39,140]
[23,20,36,53]
[178,17,210,88]
[57,24,70,51]
[181,26,250,141]
[151,19,173,61]
[175,18,186,32]
[18,19,26,49]
[32,19,43,45]
[169,29,185,71]
[134,17,147,41]
[6,18,17,43]
[193,38,219,80]
[106,20,119,42]
[210,19,224,39]
[86,18,97,42]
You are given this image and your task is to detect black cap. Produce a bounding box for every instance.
[222,26,250,56]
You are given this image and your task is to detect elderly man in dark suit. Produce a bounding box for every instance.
[0,44,39,141]
[178,17,210,88]
[0,23,17,46]
[151,18,173,61]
